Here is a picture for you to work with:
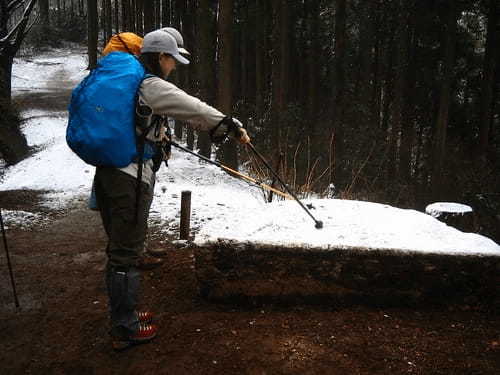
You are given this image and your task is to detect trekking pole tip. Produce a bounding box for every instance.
[315,220,323,229]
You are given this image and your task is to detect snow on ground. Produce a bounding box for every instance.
[2,49,499,256]
[12,49,88,91]
[2,109,94,208]
[1,210,50,229]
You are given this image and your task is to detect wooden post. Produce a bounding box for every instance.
[180,190,192,240]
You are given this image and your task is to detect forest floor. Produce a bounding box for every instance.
[1,50,499,375]
[1,189,500,375]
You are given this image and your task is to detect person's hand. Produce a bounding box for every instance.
[234,127,250,144]
[227,117,250,144]
[210,116,250,143]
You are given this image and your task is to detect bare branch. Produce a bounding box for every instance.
[0,0,37,52]
[7,0,24,13]
[21,13,38,40]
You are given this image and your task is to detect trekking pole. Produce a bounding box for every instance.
[168,141,293,200]
[0,208,20,308]
[246,143,324,229]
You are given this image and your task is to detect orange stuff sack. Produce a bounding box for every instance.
[103,32,143,56]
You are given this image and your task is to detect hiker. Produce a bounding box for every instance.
[93,29,250,350]
[100,30,188,269]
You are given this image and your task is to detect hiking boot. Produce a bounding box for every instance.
[137,310,154,323]
[112,323,158,351]
[137,255,164,270]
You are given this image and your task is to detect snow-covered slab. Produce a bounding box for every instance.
[192,199,499,305]
[192,199,499,256]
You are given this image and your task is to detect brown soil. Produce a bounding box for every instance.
[0,189,499,375]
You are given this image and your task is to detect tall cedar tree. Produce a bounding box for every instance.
[479,0,499,160]
[217,0,238,169]
[331,0,347,187]
[431,1,458,199]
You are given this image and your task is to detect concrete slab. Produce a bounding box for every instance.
[194,240,500,306]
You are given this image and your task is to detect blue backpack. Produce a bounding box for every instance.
[67,52,147,167]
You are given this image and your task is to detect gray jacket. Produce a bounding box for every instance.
[119,76,226,185]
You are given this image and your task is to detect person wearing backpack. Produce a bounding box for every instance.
[92,29,250,351]
[97,29,186,270]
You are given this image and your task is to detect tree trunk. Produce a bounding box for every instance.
[162,0,170,26]
[431,1,458,199]
[136,0,144,35]
[399,8,417,181]
[254,0,265,122]
[389,1,412,181]
[357,0,374,126]
[478,0,499,160]
[105,0,112,42]
[87,0,98,69]
[173,0,186,139]
[270,1,289,121]
[114,0,119,32]
[0,0,36,163]
[154,0,160,29]
[278,0,289,110]
[0,52,13,104]
[130,0,137,33]
[306,0,320,134]
[184,0,195,150]
[196,0,215,158]
[122,0,130,30]
[371,1,382,130]
[39,0,49,25]
[217,0,238,169]
[143,0,154,33]
[331,0,347,187]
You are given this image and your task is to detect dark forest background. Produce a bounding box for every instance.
[1,0,499,238]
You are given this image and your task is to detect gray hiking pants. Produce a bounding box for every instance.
[94,166,154,337]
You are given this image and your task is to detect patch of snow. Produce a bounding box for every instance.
[2,50,93,208]
[20,110,68,148]
[192,198,499,255]
[1,210,49,229]
[0,138,93,196]
[12,50,88,91]
[425,202,473,217]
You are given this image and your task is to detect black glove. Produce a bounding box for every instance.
[210,116,248,143]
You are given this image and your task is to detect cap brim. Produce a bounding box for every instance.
[173,53,190,65]
[178,47,191,55]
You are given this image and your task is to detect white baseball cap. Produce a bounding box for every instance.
[161,27,190,55]
[141,30,190,65]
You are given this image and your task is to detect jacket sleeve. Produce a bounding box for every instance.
[139,76,225,132]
